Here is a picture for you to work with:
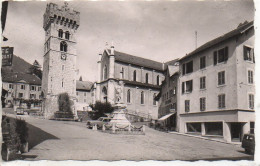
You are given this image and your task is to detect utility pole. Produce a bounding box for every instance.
[195,31,197,49]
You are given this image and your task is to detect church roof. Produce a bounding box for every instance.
[2,55,42,85]
[106,50,164,71]
[180,20,254,61]
[76,80,93,91]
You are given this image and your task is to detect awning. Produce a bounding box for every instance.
[158,112,176,121]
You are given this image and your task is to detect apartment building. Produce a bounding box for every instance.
[156,60,179,130]
[178,21,255,142]
[2,53,42,107]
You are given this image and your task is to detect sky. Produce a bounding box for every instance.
[2,0,254,82]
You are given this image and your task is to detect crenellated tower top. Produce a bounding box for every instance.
[43,2,80,31]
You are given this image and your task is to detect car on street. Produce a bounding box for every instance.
[242,133,255,154]
[16,107,25,115]
[86,117,112,129]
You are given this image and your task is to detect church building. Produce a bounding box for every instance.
[92,44,165,120]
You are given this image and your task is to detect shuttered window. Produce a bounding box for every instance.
[200,56,206,69]
[249,94,254,109]
[182,80,193,93]
[185,100,190,112]
[182,61,193,75]
[244,46,255,63]
[248,70,253,84]
[218,71,225,85]
[214,47,228,65]
[200,77,206,89]
[200,97,206,111]
[218,94,225,108]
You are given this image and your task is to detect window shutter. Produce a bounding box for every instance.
[191,61,193,73]
[218,72,221,85]
[182,64,186,75]
[253,49,255,63]
[182,82,184,93]
[244,46,248,60]
[190,80,193,92]
[214,51,217,65]
[224,47,228,61]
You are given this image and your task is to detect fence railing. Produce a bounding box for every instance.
[92,123,145,135]
[125,110,152,121]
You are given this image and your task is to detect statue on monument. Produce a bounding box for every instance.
[115,81,124,104]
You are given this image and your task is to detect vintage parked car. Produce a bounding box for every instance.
[86,117,112,129]
[16,107,25,115]
[242,133,255,154]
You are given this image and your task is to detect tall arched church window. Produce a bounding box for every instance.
[146,73,149,84]
[133,70,137,81]
[60,41,67,52]
[58,29,63,38]
[103,65,108,80]
[127,89,131,103]
[157,75,160,85]
[65,31,70,40]
[141,91,144,104]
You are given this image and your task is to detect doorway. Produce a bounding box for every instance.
[230,123,242,142]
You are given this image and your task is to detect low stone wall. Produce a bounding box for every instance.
[92,123,145,135]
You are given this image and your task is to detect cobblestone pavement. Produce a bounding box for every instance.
[16,116,253,161]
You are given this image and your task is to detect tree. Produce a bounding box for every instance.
[89,101,114,119]
[58,92,72,113]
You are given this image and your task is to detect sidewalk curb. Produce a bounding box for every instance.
[168,131,241,146]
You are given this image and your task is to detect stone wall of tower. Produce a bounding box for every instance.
[42,3,80,119]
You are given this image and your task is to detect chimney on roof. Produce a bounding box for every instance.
[111,42,115,56]
[195,31,198,49]
[237,20,249,28]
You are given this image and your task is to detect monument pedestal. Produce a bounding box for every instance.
[110,103,131,126]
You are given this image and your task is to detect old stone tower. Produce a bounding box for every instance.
[42,2,80,119]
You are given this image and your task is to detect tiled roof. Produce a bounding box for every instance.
[180,21,254,61]
[106,50,164,71]
[2,55,42,85]
[76,80,93,91]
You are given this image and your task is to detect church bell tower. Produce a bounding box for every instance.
[42,2,80,119]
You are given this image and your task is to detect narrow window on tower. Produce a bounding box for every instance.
[127,89,131,103]
[58,29,63,38]
[62,79,64,88]
[133,70,137,81]
[145,73,149,84]
[60,41,67,52]
[141,91,144,104]
[65,31,70,40]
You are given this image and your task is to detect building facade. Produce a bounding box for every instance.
[156,61,179,130]
[1,48,42,108]
[76,80,93,111]
[178,21,255,142]
[42,3,80,119]
[93,45,165,120]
